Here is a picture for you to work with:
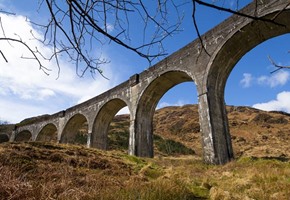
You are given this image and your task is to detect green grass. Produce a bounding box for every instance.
[108,131,129,151]
[154,134,195,156]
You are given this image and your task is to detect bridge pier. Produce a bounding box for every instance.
[134,109,154,158]
[6,0,290,166]
[128,116,136,156]
[198,91,234,165]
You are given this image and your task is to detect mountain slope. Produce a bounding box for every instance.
[110,104,290,158]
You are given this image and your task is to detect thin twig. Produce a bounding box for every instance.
[0,50,8,62]
[192,1,210,56]
[268,55,290,74]
[0,9,16,15]
[0,37,50,75]
[194,0,285,27]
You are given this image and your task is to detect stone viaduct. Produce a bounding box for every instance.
[7,0,290,164]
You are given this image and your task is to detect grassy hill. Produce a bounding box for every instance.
[0,105,290,199]
[109,104,290,158]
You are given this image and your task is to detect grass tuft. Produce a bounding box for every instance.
[0,142,289,199]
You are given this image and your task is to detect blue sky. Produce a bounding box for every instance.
[0,0,290,123]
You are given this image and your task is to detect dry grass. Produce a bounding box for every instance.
[207,157,290,200]
[0,142,199,200]
[1,105,290,199]
[0,142,289,200]
[153,105,290,158]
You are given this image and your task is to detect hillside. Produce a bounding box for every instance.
[0,105,290,199]
[109,104,290,158]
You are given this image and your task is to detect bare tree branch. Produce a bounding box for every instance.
[0,9,15,15]
[0,0,289,78]
[192,1,210,56]
[268,55,290,74]
[193,0,285,27]
[28,0,184,77]
[0,37,51,75]
[0,50,7,62]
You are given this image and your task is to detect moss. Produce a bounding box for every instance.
[184,180,210,199]
[142,163,164,180]
[122,154,147,172]
[123,154,144,164]
[190,186,209,199]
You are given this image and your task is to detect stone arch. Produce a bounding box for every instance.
[207,12,290,96]
[0,134,9,143]
[135,70,194,157]
[15,130,32,142]
[201,8,290,164]
[91,98,129,150]
[60,114,88,145]
[36,123,58,142]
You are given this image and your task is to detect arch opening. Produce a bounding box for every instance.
[36,123,58,142]
[208,12,290,97]
[153,82,199,156]
[135,71,197,157]
[91,98,129,150]
[15,130,32,142]
[61,114,88,145]
[107,106,130,152]
[225,34,290,158]
[0,133,9,143]
[204,8,290,163]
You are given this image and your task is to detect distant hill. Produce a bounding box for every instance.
[109,104,290,159]
[1,104,290,158]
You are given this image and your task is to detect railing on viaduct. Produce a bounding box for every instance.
[4,0,290,164]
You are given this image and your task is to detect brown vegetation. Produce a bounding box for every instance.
[0,105,290,199]
[109,105,290,158]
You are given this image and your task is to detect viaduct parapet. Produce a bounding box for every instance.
[6,0,290,164]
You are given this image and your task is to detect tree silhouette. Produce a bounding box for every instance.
[0,0,288,77]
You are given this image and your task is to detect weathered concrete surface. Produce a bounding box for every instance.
[7,0,290,164]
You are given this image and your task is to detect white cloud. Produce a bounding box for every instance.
[116,98,189,116]
[0,98,53,123]
[116,107,130,115]
[38,89,56,100]
[115,99,190,116]
[253,91,290,113]
[240,70,290,88]
[240,73,253,88]
[0,13,120,123]
[157,100,189,109]
[105,23,114,33]
[257,70,289,88]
